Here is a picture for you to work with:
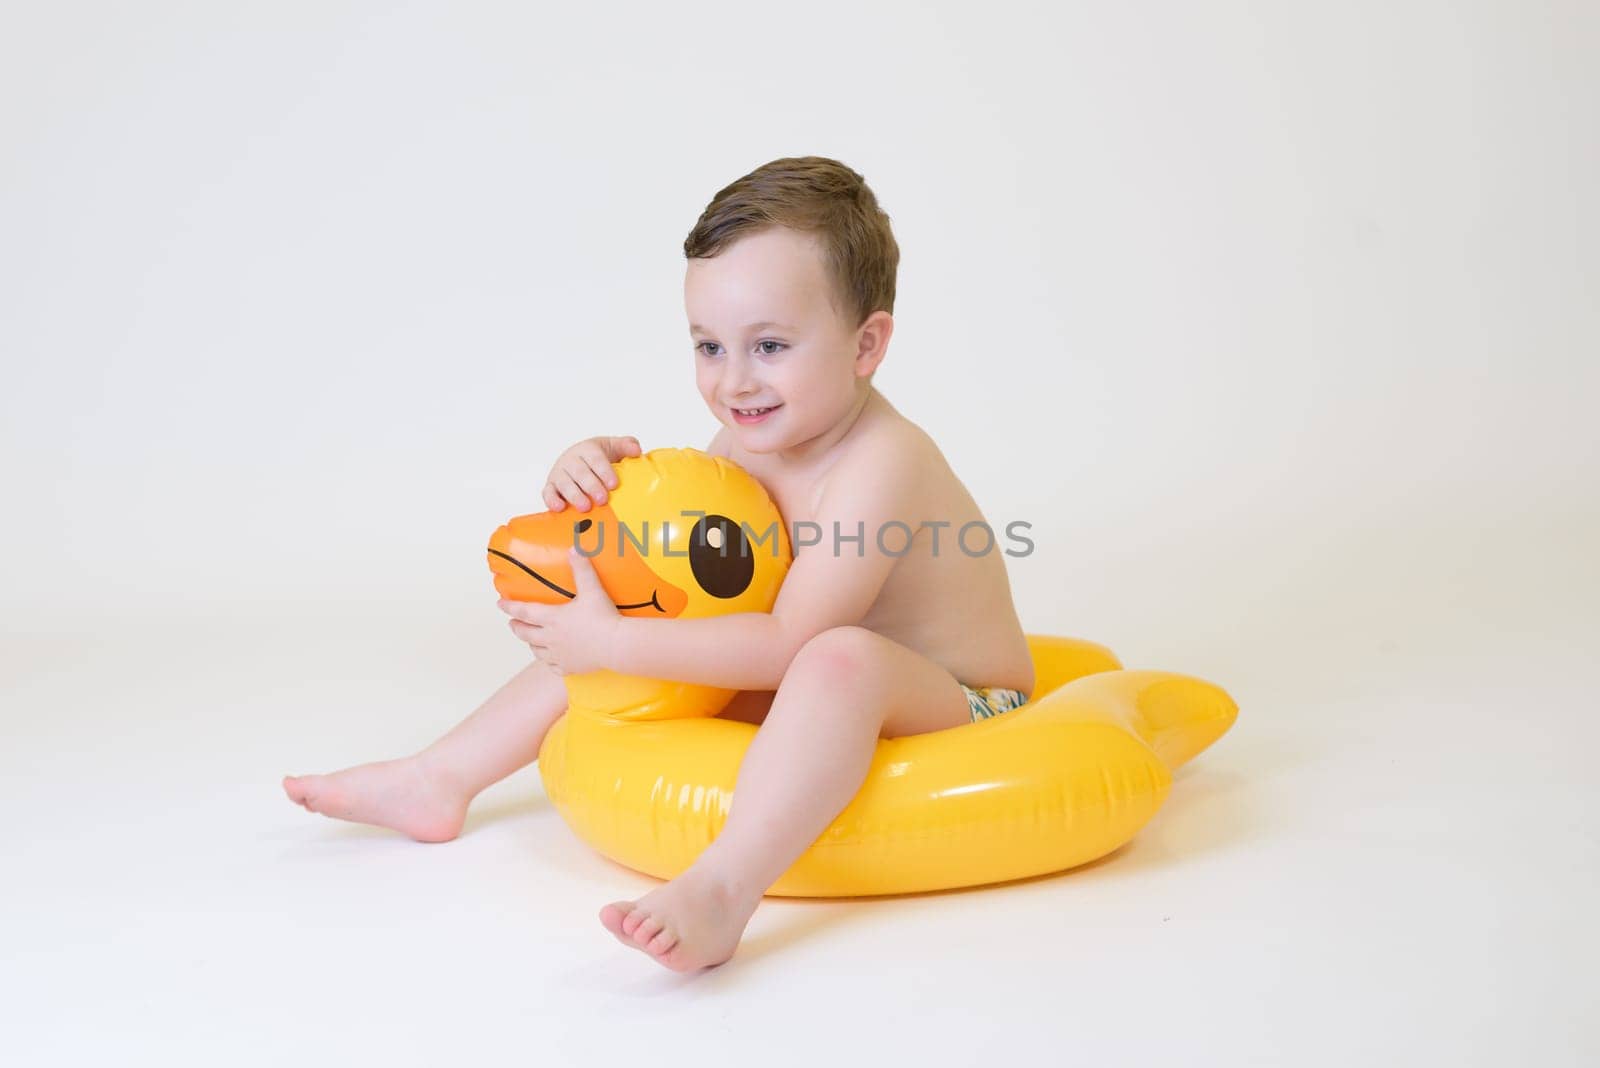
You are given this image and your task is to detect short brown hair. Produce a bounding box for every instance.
[683,156,899,329]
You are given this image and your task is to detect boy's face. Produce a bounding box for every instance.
[685,226,878,455]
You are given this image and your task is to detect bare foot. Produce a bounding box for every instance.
[598,863,763,972]
[282,753,468,843]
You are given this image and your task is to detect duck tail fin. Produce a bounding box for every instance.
[1057,669,1238,770]
[1121,671,1239,769]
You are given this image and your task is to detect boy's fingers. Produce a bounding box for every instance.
[577,457,616,496]
[512,622,550,651]
[554,472,591,511]
[542,483,565,511]
[499,598,553,624]
[567,547,606,596]
[570,461,609,503]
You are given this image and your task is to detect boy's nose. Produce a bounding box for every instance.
[720,357,757,397]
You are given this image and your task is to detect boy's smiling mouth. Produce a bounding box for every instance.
[731,404,782,424]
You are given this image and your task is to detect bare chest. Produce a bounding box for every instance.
[728,454,826,534]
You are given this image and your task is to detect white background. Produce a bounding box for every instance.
[3,2,1595,1064]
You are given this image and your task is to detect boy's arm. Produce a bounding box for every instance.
[608,444,924,690]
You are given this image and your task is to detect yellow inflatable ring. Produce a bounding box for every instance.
[487,448,1237,897]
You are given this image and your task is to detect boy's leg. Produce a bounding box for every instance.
[283,657,568,842]
[599,625,970,971]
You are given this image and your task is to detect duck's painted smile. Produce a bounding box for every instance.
[486,547,666,612]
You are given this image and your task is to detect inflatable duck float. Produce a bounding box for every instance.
[487,448,1237,897]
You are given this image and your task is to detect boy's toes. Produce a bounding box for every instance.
[282,775,312,807]
[621,907,651,939]
[631,914,665,947]
[645,927,679,957]
[599,902,634,941]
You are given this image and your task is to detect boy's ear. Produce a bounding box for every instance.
[853,310,894,377]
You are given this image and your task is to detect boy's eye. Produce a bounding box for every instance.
[695,340,785,356]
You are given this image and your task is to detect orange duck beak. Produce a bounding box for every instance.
[486,503,689,618]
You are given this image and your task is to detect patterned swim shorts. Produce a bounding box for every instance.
[962,684,1029,723]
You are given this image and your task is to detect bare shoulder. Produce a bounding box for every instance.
[856,402,947,471]
[706,425,732,459]
[824,408,945,502]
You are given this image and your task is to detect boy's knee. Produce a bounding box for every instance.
[792,626,885,682]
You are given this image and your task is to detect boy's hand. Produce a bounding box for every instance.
[497,549,621,675]
[543,436,642,512]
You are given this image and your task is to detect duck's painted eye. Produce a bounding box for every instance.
[574,518,593,534]
[689,513,753,599]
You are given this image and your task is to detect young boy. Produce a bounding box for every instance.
[284,156,1035,972]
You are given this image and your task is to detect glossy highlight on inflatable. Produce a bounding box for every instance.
[487,448,1237,897]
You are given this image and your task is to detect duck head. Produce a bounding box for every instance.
[486,447,792,719]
